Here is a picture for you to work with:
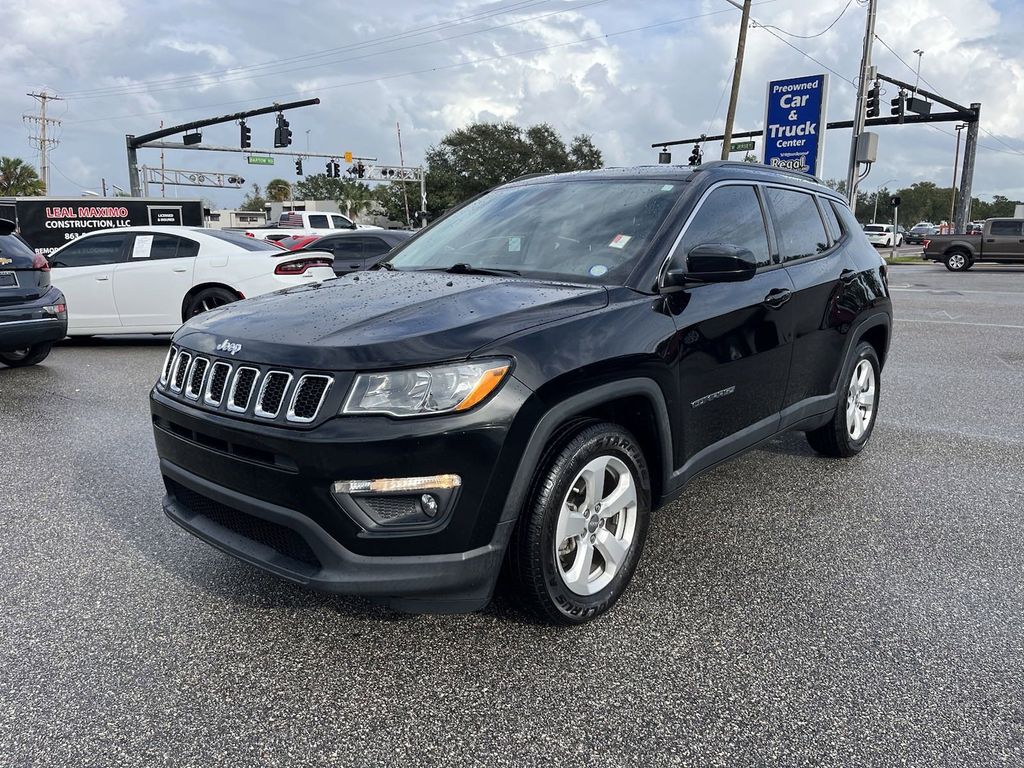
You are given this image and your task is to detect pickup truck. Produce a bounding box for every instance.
[923,218,1024,271]
[240,211,381,242]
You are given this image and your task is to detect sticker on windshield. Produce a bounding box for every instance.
[131,235,154,259]
[589,264,608,277]
[508,236,522,252]
[608,234,631,249]
[661,184,674,191]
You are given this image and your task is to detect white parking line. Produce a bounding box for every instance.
[899,318,1024,330]
[890,287,1024,296]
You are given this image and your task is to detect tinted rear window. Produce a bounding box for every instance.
[764,187,829,262]
[989,221,1022,236]
[199,229,281,251]
[0,233,36,261]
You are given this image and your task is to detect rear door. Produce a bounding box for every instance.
[323,237,367,273]
[984,220,1023,260]
[112,233,199,328]
[50,234,130,330]
[766,188,847,413]
[666,183,795,470]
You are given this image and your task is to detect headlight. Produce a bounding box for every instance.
[342,360,511,417]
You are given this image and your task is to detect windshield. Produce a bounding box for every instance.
[864,225,889,233]
[199,229,282,251]
[387,179,685,283]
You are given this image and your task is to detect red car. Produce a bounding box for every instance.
[275,234,321,251]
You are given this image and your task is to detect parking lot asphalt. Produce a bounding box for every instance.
[1,263,1022,767]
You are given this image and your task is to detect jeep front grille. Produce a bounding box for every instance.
[288,375,333,422]
[158,346,336,425]
[254,371,292,418]
[185,357,209,400]
[204,361,232,406]
[228,367,260,412]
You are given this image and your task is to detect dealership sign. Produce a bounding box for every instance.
[762,74,829,176]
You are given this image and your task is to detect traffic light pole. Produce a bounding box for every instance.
[845,0,877,206]
[126,98,320,195]
[953,104,981,232]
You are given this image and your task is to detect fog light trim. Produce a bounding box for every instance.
[332,474,462,495]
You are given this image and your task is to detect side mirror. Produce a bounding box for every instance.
[665,243,757,287]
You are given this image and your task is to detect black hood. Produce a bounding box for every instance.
[174,269,608,370]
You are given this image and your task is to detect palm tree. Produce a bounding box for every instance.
[0,157,46,196]
[340,180,378,221]
[266,178,291,202]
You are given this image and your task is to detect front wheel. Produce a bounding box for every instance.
[0,342,53,367]
[944,251,971,271]
[806,341,880,458]
[506,422,651,625]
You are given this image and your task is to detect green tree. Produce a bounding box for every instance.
[294,173,348,202]
[239,183,266,212]
[339,180,377,219]
[421,121,604,217]
[0,157,46,196]
[266,178,291,202]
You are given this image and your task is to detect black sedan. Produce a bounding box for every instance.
[298,229,414,275]
[0,219,67,367]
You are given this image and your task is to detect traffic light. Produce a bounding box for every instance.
[688,142,702,167]
[890,91,905,124]
[274,113,292,147]
[326,160,341,178]
[295,158,303,175]
[240,121,251,149]
[866,82,881,119]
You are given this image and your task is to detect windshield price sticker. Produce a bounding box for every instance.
[608,234,631,249]
[762,74,830,176]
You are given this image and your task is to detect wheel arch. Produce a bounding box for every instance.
[180,282,243,322]
[498,379,674,527]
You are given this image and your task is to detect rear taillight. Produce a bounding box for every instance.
[33,253,50,271]
[275,257,332,276]
[923,240,930,248]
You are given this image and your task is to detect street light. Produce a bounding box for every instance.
[912,49,924,94]
[950,123,968,232]
[872,177,900,223]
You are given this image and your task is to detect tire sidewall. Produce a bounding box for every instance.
[839,343,881,454]
[187,287,237,318]
[0,342,52,367]
[534,427,650,623]
[945,251,969,271]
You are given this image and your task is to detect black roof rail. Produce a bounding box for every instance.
[693,159,826,186]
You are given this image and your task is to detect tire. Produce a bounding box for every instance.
[184,287,239,319]
[506,421,651,625]
[944,250,971,271]
[806,341,881,458]
[0,342,53,367]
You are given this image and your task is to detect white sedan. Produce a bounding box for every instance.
[863,224,903,247]
[48,227,335,335]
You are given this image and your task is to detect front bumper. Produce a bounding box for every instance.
[151,375,535,610]
[0,287,67,351]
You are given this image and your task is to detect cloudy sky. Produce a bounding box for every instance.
[2,0,1023,208]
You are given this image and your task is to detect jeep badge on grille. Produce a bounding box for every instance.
[216,339,242,356]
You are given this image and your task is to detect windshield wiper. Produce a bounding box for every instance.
[370,260,395,270]
[438,263,521,277]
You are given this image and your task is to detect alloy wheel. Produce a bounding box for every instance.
[554,455,638,596]
[846,359,876,441]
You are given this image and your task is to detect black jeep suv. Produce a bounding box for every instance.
[150,162,891,624]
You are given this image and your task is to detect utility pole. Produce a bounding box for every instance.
[845,0,877,205]
[159,120,166,198]
[953,104,981,232]
[397,121,411,227]
[721,0,752,160]
[949,123,966,231]
[24,91,64,194]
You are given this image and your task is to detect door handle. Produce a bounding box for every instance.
[763,288,792,309]
[172,267,188,273]
[95,276,109,282]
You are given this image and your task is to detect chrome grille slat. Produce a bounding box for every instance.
[160,347,177,386]
[170,352,192,393]
[204,362,232,406]
[184,357,209,400]
[287,375,333,423]
[254,371,293,419]
[227,367,260,413]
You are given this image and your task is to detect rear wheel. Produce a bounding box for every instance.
[506,422,651,625]
[806,341,880,458]
[184,287,239,319]
[0,342,53,367]
[944,250,971,271]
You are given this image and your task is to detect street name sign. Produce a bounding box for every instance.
[762,74,829,176]
[246,156,275,166]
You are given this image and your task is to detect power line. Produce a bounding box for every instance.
[754,0,854,39]
[749,18,856,85]
[873,34,938,92]
[67,4,753,126]
[62,0,554,98]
